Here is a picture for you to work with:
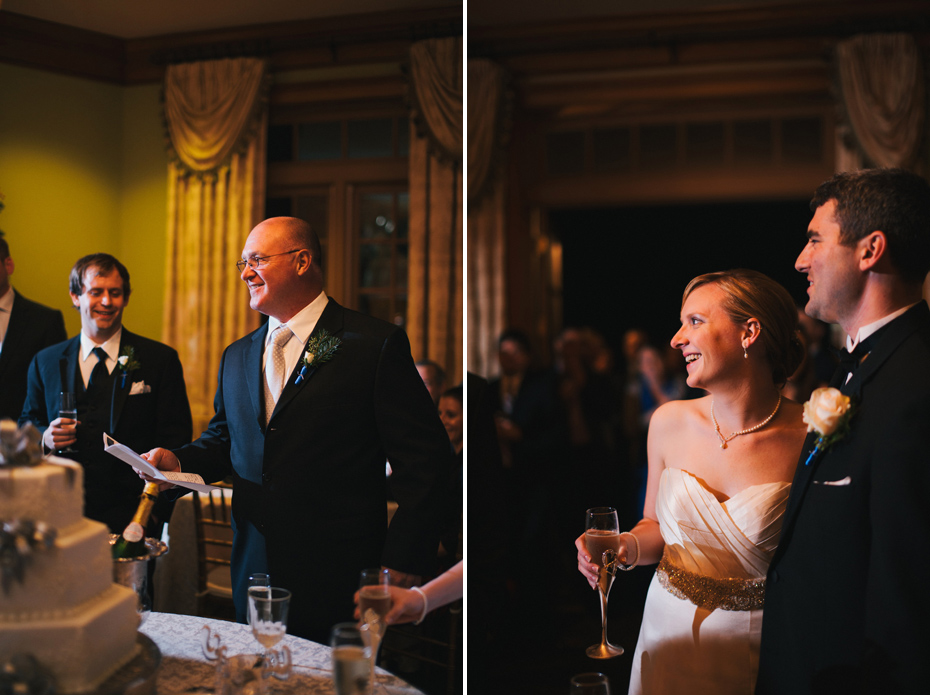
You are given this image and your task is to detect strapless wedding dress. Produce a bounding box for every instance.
[628,468,790,695]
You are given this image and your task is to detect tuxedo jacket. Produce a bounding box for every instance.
[757,302,930,695]
[0,290,66,421]
[20,329,193,531]
[173,299,452,642]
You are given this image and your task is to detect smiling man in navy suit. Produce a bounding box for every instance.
[0,232,67,421]
[757,169,930,695]
[143,217,451,642]
[20,253,192,535]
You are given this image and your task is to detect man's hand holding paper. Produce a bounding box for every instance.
[103,434,220,493]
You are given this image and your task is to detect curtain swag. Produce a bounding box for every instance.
[836,33,925,169]
[164,57,271,176]
[408,37,463,165]
[467,58,511,209]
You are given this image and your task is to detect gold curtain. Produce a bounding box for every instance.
[163,58,269,434]
[466,58,509,376]
[407,37,464,385]
[836,33,926,172]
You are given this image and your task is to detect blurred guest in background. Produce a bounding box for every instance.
[438,384,463,566]
[0,232,66,421]
[416,359,446,406]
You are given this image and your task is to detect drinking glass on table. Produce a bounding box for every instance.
[584,506,623,659]
[248,586,290,673]
[570,672,612,695]
[247,574,271,626]
[57,392,77,454]
[331,622,371,695]
[358,568,390,687]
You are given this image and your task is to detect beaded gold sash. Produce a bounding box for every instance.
[656,550,765,611]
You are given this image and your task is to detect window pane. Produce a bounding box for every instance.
[593,128,631,171]
[360,194,395,240]
[358,294,397,324]
[265,197,292,218]
[733,120,772,165]
[396,193,409,240]
[267,124,293,163]
[640,124,677,170]
[298,121,341,160]
[397,118,410,157]
[685,122,726,166]
[547,131,585,175]
[359,244,392,288]
[296,195,329,241]
[348,118,393,159]
[782,117,822,164]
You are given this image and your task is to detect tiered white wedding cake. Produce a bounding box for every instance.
[0,423,140,693]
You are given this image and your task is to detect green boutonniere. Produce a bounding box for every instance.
[295,330,341,384]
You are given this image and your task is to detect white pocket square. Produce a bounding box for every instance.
[129,381,151,395]
[814,476,852,486]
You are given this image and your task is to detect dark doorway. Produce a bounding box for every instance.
[552,199,813,353]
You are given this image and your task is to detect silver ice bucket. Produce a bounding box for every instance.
[109,535,168,620]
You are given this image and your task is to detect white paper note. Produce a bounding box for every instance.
[103,433,222,494]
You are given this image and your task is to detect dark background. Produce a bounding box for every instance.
[553,199,814,352]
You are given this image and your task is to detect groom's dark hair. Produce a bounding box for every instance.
[811,168,930,285]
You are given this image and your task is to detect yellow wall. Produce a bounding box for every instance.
[0,63,167,341]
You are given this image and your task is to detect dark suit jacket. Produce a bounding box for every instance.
[757,302,930,695]
[19,329,193,531]
[173,298,452,642]
[0,290,66,421]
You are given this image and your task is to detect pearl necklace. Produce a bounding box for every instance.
[711,394,782,449]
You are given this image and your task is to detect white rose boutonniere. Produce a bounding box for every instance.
[294,329,341,385]
[802,387,853,466]
[116,345,141,388]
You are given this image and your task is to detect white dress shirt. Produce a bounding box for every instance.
[79,329,122,388]
[263,291,329,383]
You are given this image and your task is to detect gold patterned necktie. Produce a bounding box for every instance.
[264,325,292,425]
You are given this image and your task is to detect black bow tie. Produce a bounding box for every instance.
[837,326,888,374]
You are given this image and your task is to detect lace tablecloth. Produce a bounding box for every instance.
[139,612,424,694]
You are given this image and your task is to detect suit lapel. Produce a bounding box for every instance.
[60,338,81,394]
[109,331,135,433]
[270,299,344,423]
[248,324,270,430]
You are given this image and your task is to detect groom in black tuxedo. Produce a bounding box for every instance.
[144,217,452,642]
[757,169,930,694]
[20,253,193,534]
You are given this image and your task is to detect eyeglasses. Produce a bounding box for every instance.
[236,249,304,273]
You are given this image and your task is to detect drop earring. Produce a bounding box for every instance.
[743,345,748,359]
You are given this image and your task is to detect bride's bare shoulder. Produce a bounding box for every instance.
[651,396,707,432]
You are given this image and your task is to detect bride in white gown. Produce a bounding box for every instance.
[577,269,808,695]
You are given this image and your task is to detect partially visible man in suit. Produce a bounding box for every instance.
[757,168,930,695]
[0,232,67,421]
[20,253,192,535]
[142,217,451,642]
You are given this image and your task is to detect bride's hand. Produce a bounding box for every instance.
[575,533,599,589]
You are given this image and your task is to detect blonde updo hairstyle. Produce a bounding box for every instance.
[682,269,804,387]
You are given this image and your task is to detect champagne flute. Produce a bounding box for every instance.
[58,392,77,454]
[331,622,371,695]
[248,586,290,670]
[570,672,612,694]
[247,573,271,626]
[358,568,390,686]
[584,506,623,659]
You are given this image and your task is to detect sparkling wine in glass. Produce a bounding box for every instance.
[358,568,390,686]
[58,392,77,454]
[248,586,290,669]
[584,506,623,659]
[247,573,271,626]
[331,622,371,695]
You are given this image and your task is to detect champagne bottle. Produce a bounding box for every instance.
[111,482,159,559]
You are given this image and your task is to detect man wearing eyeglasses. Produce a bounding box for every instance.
[142,217,452,643]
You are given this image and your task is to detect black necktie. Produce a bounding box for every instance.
[88,347,110,391]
